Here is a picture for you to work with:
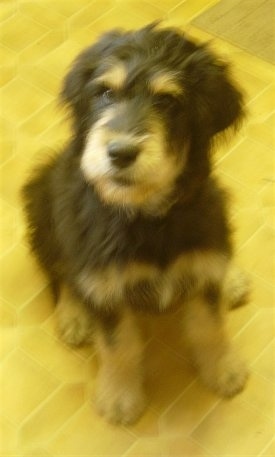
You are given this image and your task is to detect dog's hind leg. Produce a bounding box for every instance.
[55,284,94,347]
[94,308,146,425]
[182,292,249,398]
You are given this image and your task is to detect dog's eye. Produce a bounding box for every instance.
[155,93,178,106]
[102,89,115,103]
[95,86,115,103]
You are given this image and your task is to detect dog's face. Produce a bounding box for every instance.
[62,24,244,213]
[80,57,188,212]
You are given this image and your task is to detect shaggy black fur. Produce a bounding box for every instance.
[22,24,244,314]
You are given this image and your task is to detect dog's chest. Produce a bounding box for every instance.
[76,249,226,312]
[73,192,228,311]
[77,262,187,312]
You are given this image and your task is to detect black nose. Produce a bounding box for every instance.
[107,141,139,168]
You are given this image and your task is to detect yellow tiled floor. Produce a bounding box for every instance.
[0,1,274,456]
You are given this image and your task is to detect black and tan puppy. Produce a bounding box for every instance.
[22,23,249,425]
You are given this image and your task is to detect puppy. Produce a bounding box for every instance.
[22,23,249,425]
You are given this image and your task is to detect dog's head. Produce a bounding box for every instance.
[61,24,244,214]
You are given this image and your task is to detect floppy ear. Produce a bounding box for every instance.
[60,48,96,113]
[60,30,123,119]
[185,47,245,136]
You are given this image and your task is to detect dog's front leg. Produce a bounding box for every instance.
[182,292,249,398]
[94,308,146,425]
[55,284,94,347]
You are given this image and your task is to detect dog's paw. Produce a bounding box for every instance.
[57,312,92,347]
[223,267,251,310]
[95,381,146,425]
[202,351,249,398]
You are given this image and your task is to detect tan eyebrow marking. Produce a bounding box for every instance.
[149,73,183,97]
[96,62,127,90]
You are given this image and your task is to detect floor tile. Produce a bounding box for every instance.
[240,371,275,420]
[19,327,91,382]
[160,380,219,436]
[0,415,18,456]
[234,309,275,364]
[18,287,54,326]
[0,13,48,52]
[236,226,275,284]
[47,404,135,456]
[145,339,195,412]
[19,383,86,447]
[0,199,21,255]
[0,244,46,307]
[261,439,275,457]
[124,438,166,457]
[0,350,59,424]
[191,397,274,456]
[219,138,273,192]
[252,340,275,383]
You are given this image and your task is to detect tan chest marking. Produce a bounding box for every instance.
[77,250,228,310]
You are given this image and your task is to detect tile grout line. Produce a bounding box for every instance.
[246,81,274,106]
[241,394,274,423]
[231,310,260,341]
[169,0,219,18]
[157,378,221,438]
[245,269,274,290]
[18,382,66,429]
[14,359,98,448]
[157,378,197,427]
[67,5,118,37]
[258,436,275,457]
[166,0,187,14]
[236,223,269,254]
[244,132,275,155]
[214,135,246,166]
[251,337,275,368]
[188,435,217,457]
[217,169,260,196]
